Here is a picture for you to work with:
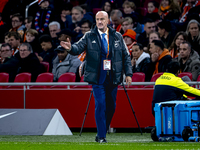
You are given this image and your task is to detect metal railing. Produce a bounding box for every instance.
[1,82,200,109]
[25,0,38,18]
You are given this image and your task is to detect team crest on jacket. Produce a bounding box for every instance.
[114,41,119,48]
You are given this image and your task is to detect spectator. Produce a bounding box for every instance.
[34,0,54,35]
[70,6,84,32]
[0,13,8,43]
[146,31,161,53]
[137,18,156,50]
[17,43,45,82]
[8,31,21,56]
[56,3,73,30]
[25,29,42,54]
[179,0,200,23]
[38,34,57,72]
[75,19,92,42]
[80,3,94,23]
[185,19,200,55]
[9,13,25,38]
[147,40,172,81]
[102,0,115,17]
[110,9,123,33]
[23,16,34,42]
[4,32,9,44]
[52,45,81,81]
[49,21,61,49]
[169,31,188,58]
[122,29,137,55]
[121,17,143,39]
[157,20,176,48]
[158,0,181,21]
[0,43,19,81]
[175,41,200,81]
[122,1,139,21]
[152,61,200,116]
[147,1,159,14]
[131,43,151,81]
[0,43,13,64]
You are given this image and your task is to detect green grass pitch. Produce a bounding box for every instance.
[0,132,200,150]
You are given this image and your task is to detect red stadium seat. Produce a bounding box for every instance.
[30,73,53,88]
[51,72,76,88]
[178,72,193,81]
[0,73,9,89]
[127,72,145,88]
[73,75,92,89]
[144,72,164,88]
[92,8,101,15]
[41,62,49,72]
[137,7,147,16]
[8,72,31,89]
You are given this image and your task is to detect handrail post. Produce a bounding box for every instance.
[25,0,38,18]
[23,84,26,109]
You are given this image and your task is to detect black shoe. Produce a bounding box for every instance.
[99,138,107,143]
[95,135,99,142]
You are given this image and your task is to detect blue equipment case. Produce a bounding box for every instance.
[154,101,200,141]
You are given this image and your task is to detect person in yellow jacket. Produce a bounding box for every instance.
[152,61,200,116]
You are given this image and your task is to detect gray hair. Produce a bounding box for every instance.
[19,43,33,53]
[110,9,123,18]
[49,21,61,29]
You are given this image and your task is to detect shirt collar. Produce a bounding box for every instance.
[98,27,108,36]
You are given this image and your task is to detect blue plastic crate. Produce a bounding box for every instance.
[154,101,200,141]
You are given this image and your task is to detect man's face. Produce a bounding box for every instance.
[149,33,160,43]
[158,27,165,37]
[132,45,143,60]
[49,24,60,38]
[81,22,90,35]
[40,41,51,51]
[19,45,31,59]
[144,22,156,35]
[149,43,158,54]
[1,46,12,59]
[11,16,22,28]
[57,50,68,61]
[111,14,121,28]
[123,5,133,14]
[72,9,83,23]
[9,36,20,49]
[189,23,199,37]
[179,43,191,60]
[26,33,35,43]
[61,10,70,18]
[123,36,133,45]
[96,11,108,32]
[122,21,133,32]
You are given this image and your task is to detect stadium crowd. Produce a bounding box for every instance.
[0,0,200,82]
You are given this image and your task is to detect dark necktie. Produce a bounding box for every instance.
[101,33,108,53]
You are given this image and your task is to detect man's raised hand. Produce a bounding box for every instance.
[60,38,71,51]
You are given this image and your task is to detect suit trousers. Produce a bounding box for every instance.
[92,76,118,138]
